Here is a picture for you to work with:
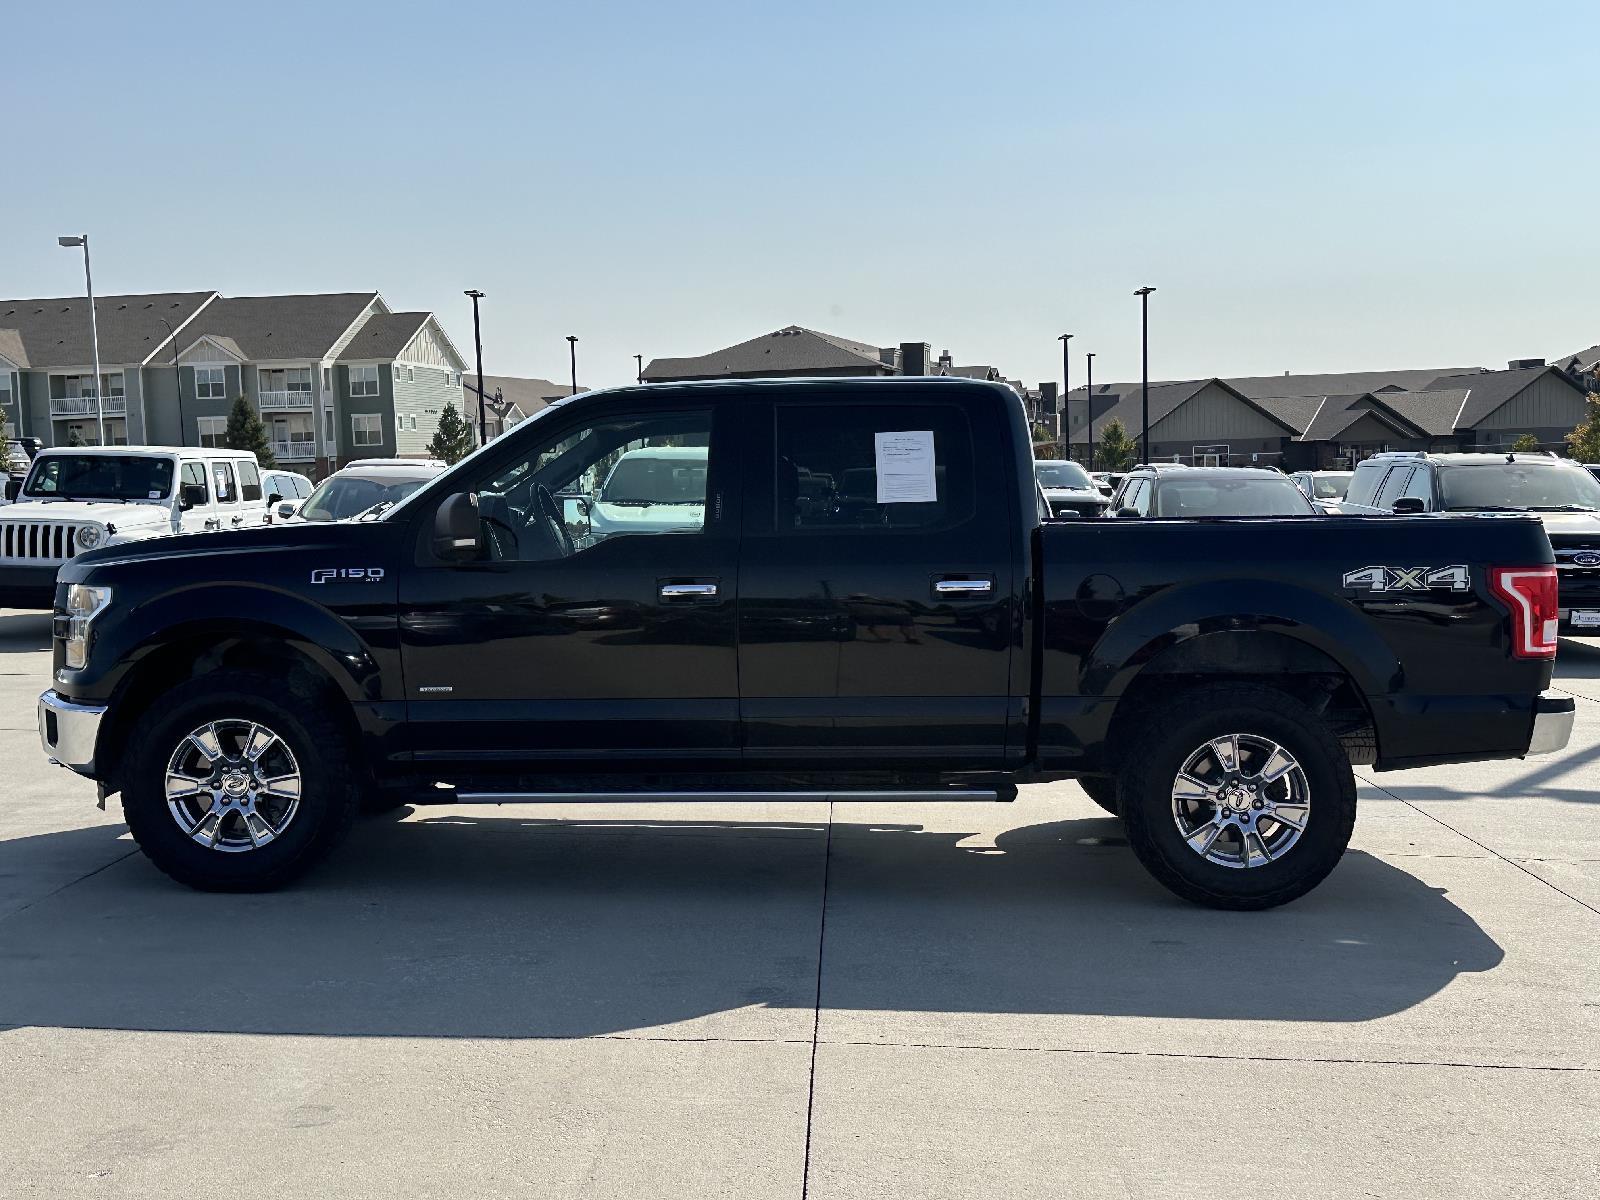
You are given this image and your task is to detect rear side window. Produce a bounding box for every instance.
[239,460,263,502]
[1374,467,1414,509]
[774,403,974,533]
[181,461,209,505]
[212,461,237,504]
[1346,461,1389,506]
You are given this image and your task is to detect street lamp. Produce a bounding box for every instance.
[1057,333,1072,460]
[634,353,643,385]
[567,336,579,396]
[58,234,105,446]
[1085,352,1096,469]
[158,317,185,445]
[464,289,487,446]
[1134,286,1156,464]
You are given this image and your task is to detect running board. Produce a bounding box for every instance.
[451,788,1003,804]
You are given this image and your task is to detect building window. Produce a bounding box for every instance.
[195,367,226,400]
[352,413,383,447]
[406,366,415,382]
[350,366,380,397]
[324,408,335,447]
[322,367,331,390]
[197,416,227,447]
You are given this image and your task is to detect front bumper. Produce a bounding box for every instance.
[1527,691,1575,757]
[38,689,106,776]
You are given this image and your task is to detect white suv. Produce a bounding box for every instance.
[0,446,272,608]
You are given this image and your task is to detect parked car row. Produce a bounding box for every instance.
[1036,450,1600,634]
[0,446,436,608]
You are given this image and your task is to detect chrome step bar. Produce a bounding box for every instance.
[452,788,1002,804]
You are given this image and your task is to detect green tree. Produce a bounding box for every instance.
[1031,423,1061,459]
[1566,393,1600,462]
[1097,418,1138,470]
[427,402,475,465]
[67,427,84,447]
[1510,433,1540,453]
[224,395,276,468]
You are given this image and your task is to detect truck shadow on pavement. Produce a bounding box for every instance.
[0,811,1503,1039]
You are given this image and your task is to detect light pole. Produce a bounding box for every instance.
[58,235,105,446]
[1085,352,1096,469]
[1134,286,1156,464]
[567,336,579,396]
[158,317,185,445]
[634,353,643,385]
[464,290,486,446]
[1057,333,1072,460]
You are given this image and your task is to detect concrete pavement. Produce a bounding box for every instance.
[1,609,1596,1197]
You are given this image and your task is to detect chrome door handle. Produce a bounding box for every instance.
[660,582,718,599]
[204,518,221,530]
[934,578,993,595]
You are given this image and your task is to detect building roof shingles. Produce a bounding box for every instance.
[335,312,433,363]
[0,291,217,369]
[643,325,892,380]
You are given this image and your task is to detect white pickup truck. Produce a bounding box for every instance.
[0,445,275,608]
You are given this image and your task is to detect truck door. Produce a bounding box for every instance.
[737,390,1018,770]
[177,460,214,533]
[397,400,741,773]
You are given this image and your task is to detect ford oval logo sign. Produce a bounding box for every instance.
[1574,552,1600,567]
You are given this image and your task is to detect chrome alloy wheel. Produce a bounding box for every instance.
[164,720,303,853]
[1170,733,1311,869]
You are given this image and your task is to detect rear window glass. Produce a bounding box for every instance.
[1153,476,1314,517]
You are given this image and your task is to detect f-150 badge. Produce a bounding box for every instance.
[1342,564,1470,592]
[311,568,386,584]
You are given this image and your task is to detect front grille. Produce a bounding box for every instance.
[0,521,81,563]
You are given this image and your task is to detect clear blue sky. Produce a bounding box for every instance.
[4,0,1594,389]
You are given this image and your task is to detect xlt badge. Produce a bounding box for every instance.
[311,568,386,584]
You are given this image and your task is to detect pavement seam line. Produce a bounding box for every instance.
[0,847,139,926]
[800,800,834,1200]
[1358,772,1600,919]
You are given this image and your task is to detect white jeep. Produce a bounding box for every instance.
[0,446,272,609]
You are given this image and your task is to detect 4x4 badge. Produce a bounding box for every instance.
[1342,564,1470,592]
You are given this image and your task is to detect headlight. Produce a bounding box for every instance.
[75,524,103,550]
[63,584,112,670]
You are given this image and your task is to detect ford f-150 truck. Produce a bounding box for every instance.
[36,377,1574,908]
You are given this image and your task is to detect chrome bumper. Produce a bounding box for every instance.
[38,689,106,776]
[1526,691,1575,757]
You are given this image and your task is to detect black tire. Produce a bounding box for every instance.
[1119,683,1357,910]
[1077,776,1120,815]
[121,671,359,892]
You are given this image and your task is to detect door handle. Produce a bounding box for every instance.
[933,577,993,596]
[660,582,718,600]
[204,517,220,530]
[231,515,244,526]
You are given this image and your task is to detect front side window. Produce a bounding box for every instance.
[774,403,973,533]
[1374,467,1415,510]
[197,415,226,448]
[181,461,210,507]
[350,366,380,397]
[1345,461,1389,506]
[352,414,383,447]
[457,409,713,563]
[24,454,174,500]
[195,367,226,400]
[212,461,237,504]
[238,460,263,502]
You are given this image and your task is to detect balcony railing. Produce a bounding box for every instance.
[259,390,315,411]
[50,395,127,417]
[269,439,317,460]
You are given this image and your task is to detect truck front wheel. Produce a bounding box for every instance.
[120,671,359,891]
[1118,683,1357,910]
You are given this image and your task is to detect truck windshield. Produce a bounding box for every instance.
[300,475,432,522]
[23,454,174,501]
[1035,461,1094,489]
[600,457,706,506]
[1439,464,1600,512]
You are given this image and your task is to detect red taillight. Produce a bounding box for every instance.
[1489,566,1559,659]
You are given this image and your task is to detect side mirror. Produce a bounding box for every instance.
[179,482,207,510]
[1116,507,1140,518]
[3,479,19,502]
[1392,496,1426,515]
[266,492,283,507]
[276,501,299,520]
[433,492,481,560]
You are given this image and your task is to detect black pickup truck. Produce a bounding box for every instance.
[36,377,1573,908]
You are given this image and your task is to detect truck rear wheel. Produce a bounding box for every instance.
[1118,683,1356,910]
[121,671,359,891]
